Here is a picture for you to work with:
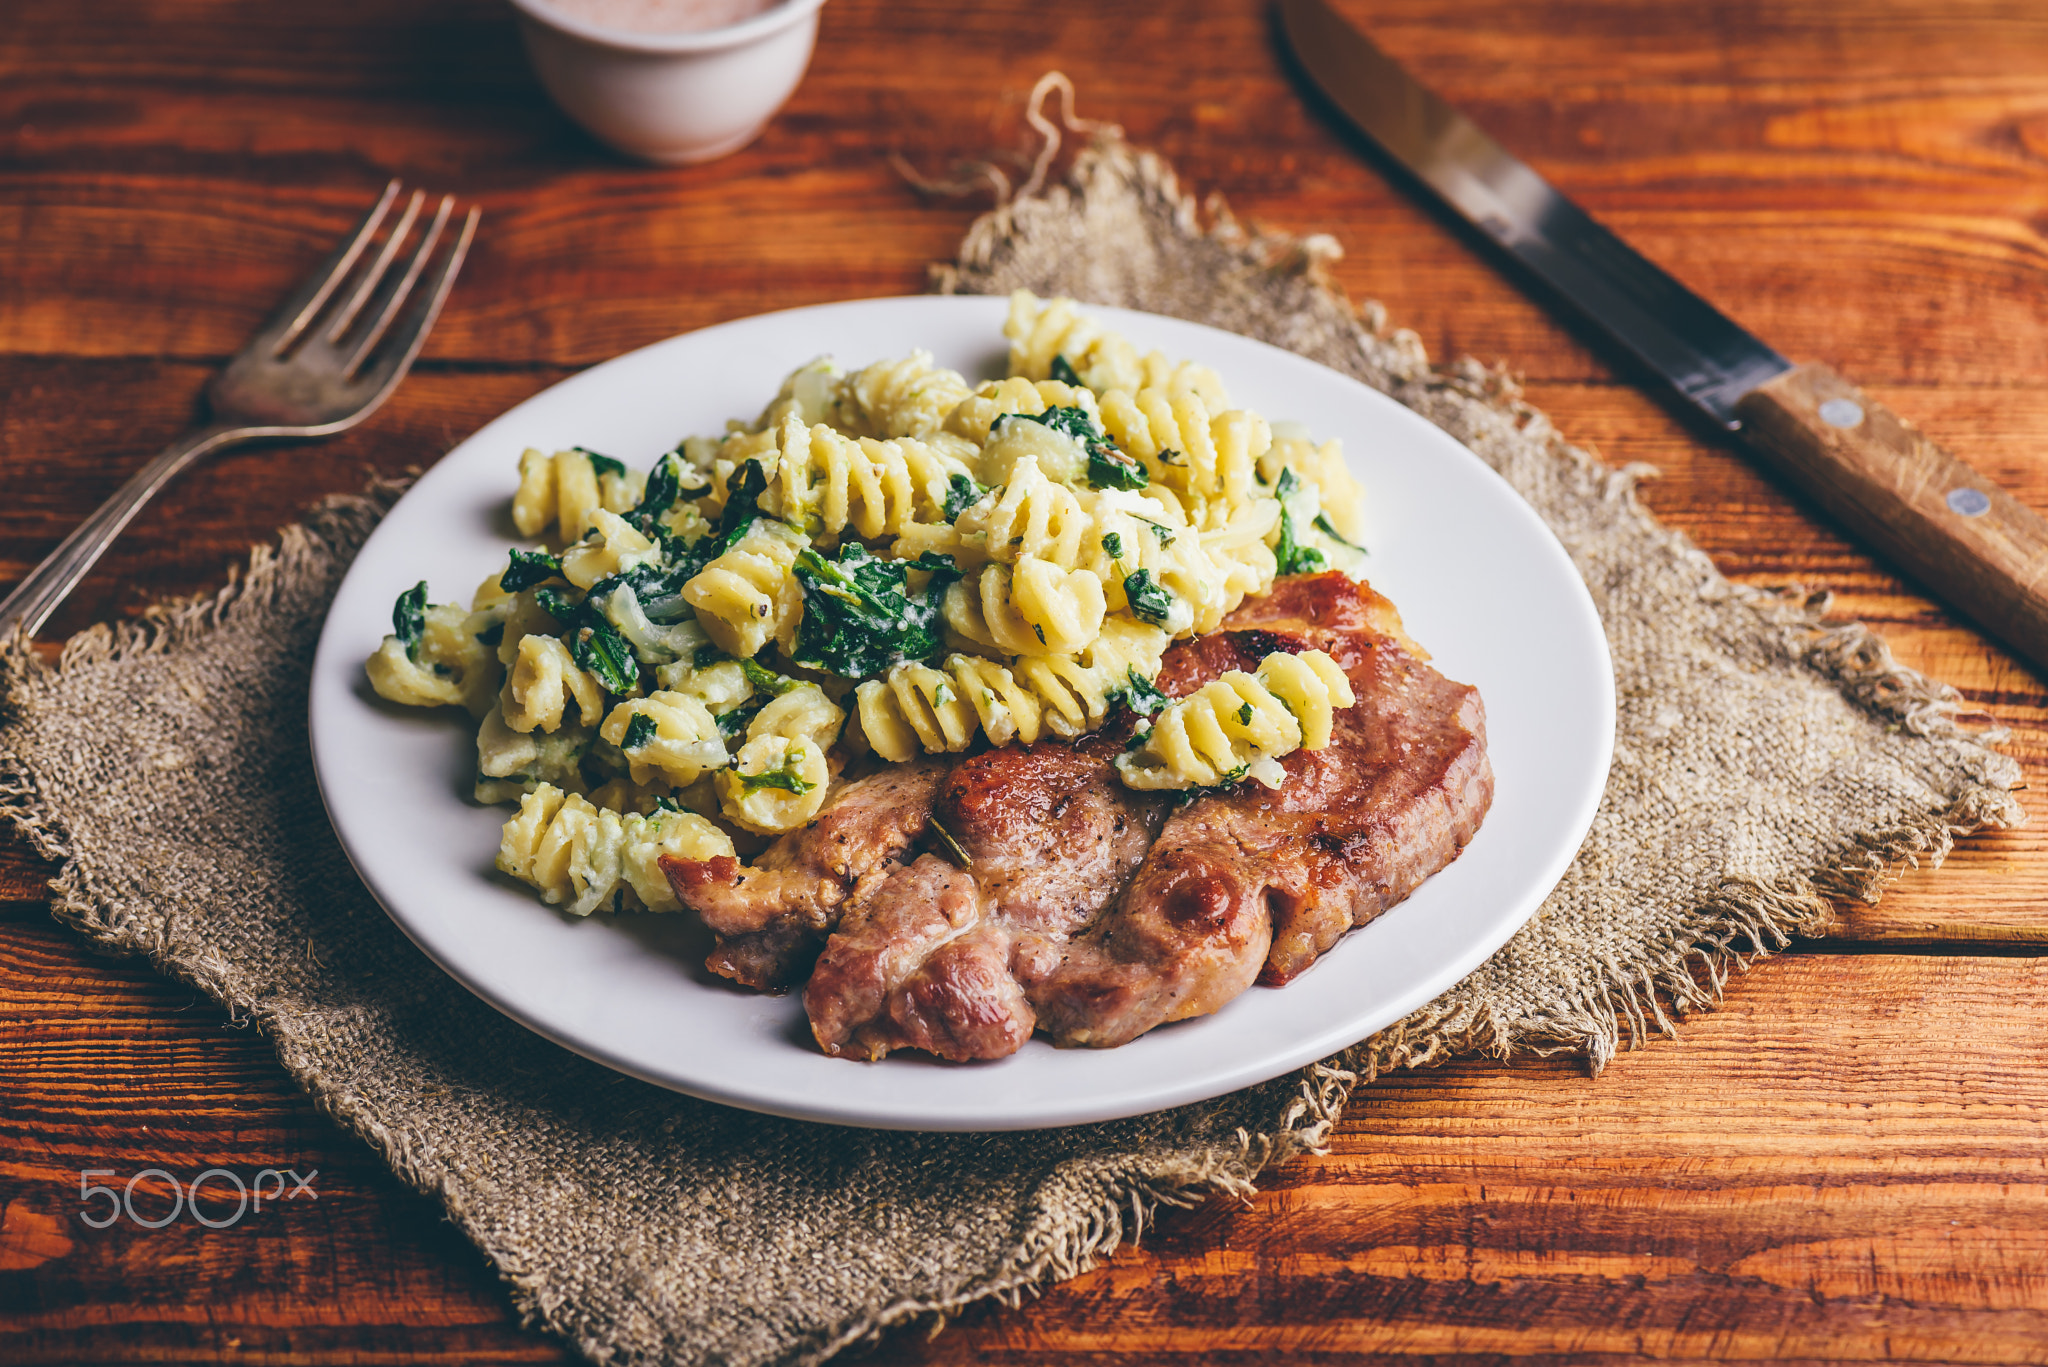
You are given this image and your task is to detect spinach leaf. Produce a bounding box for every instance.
[630,449,708,534]
[1100,531,1124,561]
[621,713,658,751]
[393,582,428,661]
[1086,445,1148,491]
[1314,512,1368,555]
[1109,667,1168,718]
[715,702,763,739]
[534,585,581,623]
[535,584,639,694]
[1011,405,1149,491]
[736,756,818,795]
[943,472,986,521]
[500,548,563,593]
[1122,569,1176,627]
[569,619,639,695]
[577,446,627,481]
[1049,354,1082,387]
[790,544,959,680]
[740,658,803,698]
[1016,405,1100,443]
[719,459,768,538]
[1143,519,1175,547]
[1273,468,1330,577]
[585,557,696,626]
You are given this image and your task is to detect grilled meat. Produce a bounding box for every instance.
[661,758,947,990]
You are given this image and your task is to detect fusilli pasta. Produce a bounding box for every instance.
[598,691,729,788]
[512,447,645,544]
[828,350,978,442]
[759,413,972,548]
[561,509,659,590]
[944,558,1106,657]
[497,783,734,916]
[365,598,508,717]
[681,516,809,658]
[856,616,1168,760]
[717,685,845,835]
[1003,290,1229,409]
[1115,648,1355,791]
[502,633,607,734]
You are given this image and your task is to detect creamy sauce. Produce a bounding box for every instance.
[538,0,779,34]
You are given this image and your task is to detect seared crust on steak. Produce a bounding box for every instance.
[804,735,1170,1061]
[660,759,947,990]
[804,856,1036,1061]
[940,734,1169,935]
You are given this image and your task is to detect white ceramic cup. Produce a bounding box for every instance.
[508,0,828,165]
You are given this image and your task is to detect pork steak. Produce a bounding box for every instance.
[791,572,1495,1060]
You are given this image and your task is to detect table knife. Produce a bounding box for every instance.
[1279,0,2048,677]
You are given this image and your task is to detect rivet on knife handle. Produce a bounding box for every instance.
[1734,363,2048,671]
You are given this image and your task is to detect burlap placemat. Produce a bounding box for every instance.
[0,129,2023,1366]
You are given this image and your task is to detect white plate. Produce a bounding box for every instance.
[310,295,1613,1131]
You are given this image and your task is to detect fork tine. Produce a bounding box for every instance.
[259,180,401,356]
[324,188,425,345]
[347,204,479,393]
[342,194,456,378]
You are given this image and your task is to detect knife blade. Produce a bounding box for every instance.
[1280,0,2048,678]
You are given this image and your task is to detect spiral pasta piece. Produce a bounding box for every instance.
[561,509,660,590]
[497,783,735,916]
[1003,291,1229,408]
[943,376,1103,447]
[1097,385,1270,512]
[717,685,845,835]
[955,452,1093,568]
[501,633,607,734]
[944,559,1106,657]
[1261,430,1366,544]
[956,454,1244,636]
[828,350,979,441]
[856,616,1169,760]
[1252,649,1355,750]
[760,414,972,548]
[681,517,809,659]
[475,703,592,803]
[1115,649,1355,791]
[744,357,842,433]
[599,691,730,788]
[365,598,508,718]
[512,448,645,544]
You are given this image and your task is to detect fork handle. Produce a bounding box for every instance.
[0,423,248,642]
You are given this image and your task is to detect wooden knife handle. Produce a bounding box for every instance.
[1734,362,2048,676]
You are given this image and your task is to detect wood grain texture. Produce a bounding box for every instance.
[2,0,2047,1360]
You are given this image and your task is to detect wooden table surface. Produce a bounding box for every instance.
[4,0,2047,1361]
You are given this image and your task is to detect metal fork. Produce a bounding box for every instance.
[0,181,479,640]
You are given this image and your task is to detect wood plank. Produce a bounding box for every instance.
[0,2,2044,381]
[0,919,567,1364]
[873,953,2048,1365]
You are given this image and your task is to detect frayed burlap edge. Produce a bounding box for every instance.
[0,486,401,959]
